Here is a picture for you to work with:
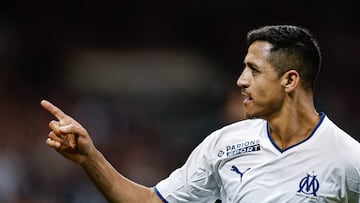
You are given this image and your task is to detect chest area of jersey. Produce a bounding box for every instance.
[216,151,342,202]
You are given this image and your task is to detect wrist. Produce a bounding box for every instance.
[80,148,101,168]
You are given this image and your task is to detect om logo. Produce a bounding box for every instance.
[297,173,320,196]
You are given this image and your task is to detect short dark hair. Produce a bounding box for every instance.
[246,25,321,91]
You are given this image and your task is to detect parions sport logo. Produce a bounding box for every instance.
[224,139,260,157]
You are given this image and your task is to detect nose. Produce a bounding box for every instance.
[236,68,249,88]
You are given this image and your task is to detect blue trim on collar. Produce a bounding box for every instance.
[153,186,169,203]
[267,112,326,153]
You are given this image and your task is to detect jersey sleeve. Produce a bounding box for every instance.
[346,147,360,202]
[154,132,221,203]
[340,128,360,202]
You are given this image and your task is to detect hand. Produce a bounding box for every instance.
[41,100,95,165]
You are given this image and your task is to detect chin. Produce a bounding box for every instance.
[245,112,256,119]
[245,111,262,120]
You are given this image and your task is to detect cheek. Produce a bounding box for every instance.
[256,84,283,106]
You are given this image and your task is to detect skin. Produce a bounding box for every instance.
[42,40,321,202]
[41,100,162,203]
[237,40,320,149]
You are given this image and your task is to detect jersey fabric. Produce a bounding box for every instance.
[154,113,360,202]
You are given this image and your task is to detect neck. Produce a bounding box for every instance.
[267,94,321,150]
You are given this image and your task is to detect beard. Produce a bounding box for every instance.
[244,104,279,120]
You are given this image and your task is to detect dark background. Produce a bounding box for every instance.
[0,1,359,202]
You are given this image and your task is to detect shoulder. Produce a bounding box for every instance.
[188,118,266,168]
[320,115,360,148]
[320,115,360,167]
[198,118,266,150]
[216,118,266,135]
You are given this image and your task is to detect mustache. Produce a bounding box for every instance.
[241,88,250,97]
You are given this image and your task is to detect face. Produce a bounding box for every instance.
[237,41,285,119]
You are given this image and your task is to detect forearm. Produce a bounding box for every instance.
[81,149,160,203]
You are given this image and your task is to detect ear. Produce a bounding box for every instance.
[280,70,300,93]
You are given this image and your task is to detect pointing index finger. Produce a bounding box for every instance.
[40,100,68,120]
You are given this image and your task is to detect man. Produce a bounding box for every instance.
[42,25,360,202]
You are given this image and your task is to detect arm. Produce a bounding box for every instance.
[41,100,162,203]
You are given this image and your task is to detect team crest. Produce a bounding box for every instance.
[296,172,320,200]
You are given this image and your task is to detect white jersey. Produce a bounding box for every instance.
[154,114,360,202]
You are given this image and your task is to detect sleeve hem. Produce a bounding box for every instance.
[153,186,169,203]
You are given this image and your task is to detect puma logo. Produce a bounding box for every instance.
[231,165,251,182]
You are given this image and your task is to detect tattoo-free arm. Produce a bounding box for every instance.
[42,100,163,203]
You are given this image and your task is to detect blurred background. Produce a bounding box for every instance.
[0,0,359,202]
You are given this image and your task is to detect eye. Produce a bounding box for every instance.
[242,63,260,76]
[249,66,260,75]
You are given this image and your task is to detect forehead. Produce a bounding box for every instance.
[244,41,273,68]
